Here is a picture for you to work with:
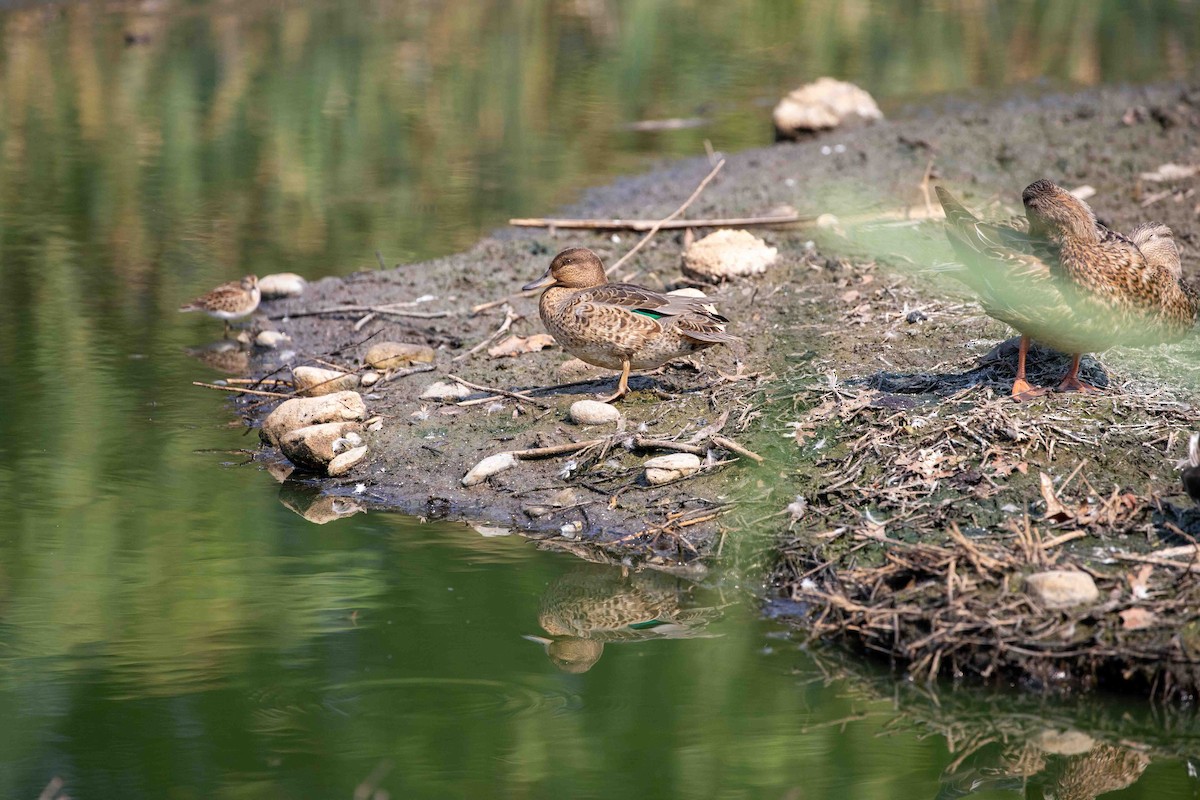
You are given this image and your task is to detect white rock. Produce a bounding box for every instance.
[255,330,291,348]
[366,341,436,369]
[772,77,882,139]
[420,381,472,401]
[1025,570,1099,609]
[292,366,360,396]
[816,213,841,229]
[569,400,622,425]
[360,370,381,387]
[462,452,518,486]
[472,524,512,538]
[327,445,368,477]
[643,452,702,485]
[258,272,308,298]
[260,391,368,447]
[682,229,777,283]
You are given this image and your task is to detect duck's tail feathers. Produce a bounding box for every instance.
[935,186,979,230]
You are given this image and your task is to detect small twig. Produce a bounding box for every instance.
[512,439,608,459]
[453,306,517,362]
[632,436,707,455]
[606,158,725,276]
[1040,530,1088,550]
[711,434,764,463]
[375,251,388,270]
[193,381,292,399]
[271,306,451,320]
[379,362,437,384]
[446,373,553,409]
[508,212,804,232]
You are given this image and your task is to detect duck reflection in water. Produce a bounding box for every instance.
[525,566,724,673]
[938,736,1149,800]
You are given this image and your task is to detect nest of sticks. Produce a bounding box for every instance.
[769,366,1200,698]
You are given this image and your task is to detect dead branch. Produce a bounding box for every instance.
[509,212,805,232]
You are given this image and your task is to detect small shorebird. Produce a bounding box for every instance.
[935,180,1198,399]
[179,275,261,337]
[522,247,741,402]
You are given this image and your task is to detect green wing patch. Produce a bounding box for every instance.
[631,309,665,320]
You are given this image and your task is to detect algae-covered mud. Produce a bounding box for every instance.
[238,80,1200,691]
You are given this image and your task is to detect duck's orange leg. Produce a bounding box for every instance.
[1011,335,1047,401]
[1056,354,1103,394]
[599,359,632,403]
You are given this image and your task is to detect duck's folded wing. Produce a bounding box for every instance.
[576,284,726,320]
[575,284,740,345]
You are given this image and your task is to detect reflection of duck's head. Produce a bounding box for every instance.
[547,638,605,673]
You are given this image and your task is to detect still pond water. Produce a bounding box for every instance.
[2,1,1200,797]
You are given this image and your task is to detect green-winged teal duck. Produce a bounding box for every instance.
[523,247,740,402]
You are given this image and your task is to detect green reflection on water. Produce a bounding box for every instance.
[1,0,1200,797]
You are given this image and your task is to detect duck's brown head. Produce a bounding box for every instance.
[522,247,607,291]
[1131,222,1181,278]
[1022,179,1100,243]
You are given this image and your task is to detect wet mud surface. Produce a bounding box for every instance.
[229,80,1200,691]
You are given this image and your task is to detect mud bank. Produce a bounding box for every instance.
[230,80,1200,691]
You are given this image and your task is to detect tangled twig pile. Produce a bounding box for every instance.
[771,375,1200,697]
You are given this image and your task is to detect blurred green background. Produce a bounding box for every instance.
[1,1,1199,797]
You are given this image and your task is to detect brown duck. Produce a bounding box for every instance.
[936,179,1198,398]
[523,247,740,402]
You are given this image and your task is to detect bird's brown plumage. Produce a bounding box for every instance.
[523,247,740,401]
[935,180,1198,396]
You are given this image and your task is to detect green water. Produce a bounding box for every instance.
[2,1,1200,797]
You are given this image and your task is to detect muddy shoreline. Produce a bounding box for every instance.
[233,80,1200,691]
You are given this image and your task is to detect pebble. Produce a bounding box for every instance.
[327,445,368,477]
[643,453,702,485]
[292,365,360,396]
[260,391,368,447]
[1025,570,1099,609]
[681,229,777,283]
[569,400,621,425]
[420,381,472,401]
[461,452,518,486]
[258,272,308,299]
[255,330,291,348]
[361,370,381,387]
[366,341,436,369]
[772,77,882,140]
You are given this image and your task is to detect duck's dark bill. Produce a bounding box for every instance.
[523,272,558,291]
